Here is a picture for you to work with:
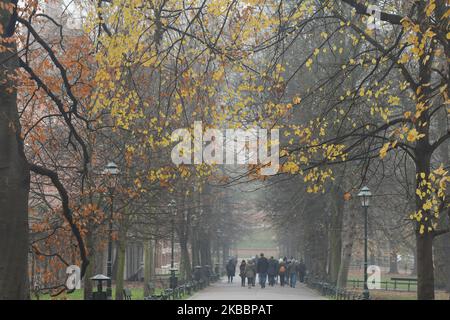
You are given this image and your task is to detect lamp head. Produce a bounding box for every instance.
[357,186,372,207]
[103,162,120,175]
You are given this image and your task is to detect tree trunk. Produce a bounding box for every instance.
[337,200,357,289]
[328,187,344,284]
[415,144,434,299]
[143,240,154,296]
[199,231,210,266]
[191,228,200,267]
[0,5,30,299]
[433,109,450,293]
[83,229,95,300]
[416,232,434,299]
[179,239,192,281]
[433,236,450,291]
[115,225,127,300]
[221,242,229,275]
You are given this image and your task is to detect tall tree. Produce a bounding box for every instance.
[0,0,29,299]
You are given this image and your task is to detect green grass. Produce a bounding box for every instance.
[347,288,449,300]
[33,286,167,300]
[347,273,417,291]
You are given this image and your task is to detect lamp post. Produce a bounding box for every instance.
[102,161,120,300]
[168,200,178,289]
[357,186,372,300]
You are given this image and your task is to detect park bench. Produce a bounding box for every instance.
[144,294,163,300]
[192,280,200,291]
[210,273,220,282]
[185,282,193,295]
[164,288,174,300]
[177,284,186,297]
[123,288,132,300]
[391,277,417,291]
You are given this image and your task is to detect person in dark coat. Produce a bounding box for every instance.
[256,253,269,288]
[226,259,236,283]
[267,256,278,286]
[298,260,306,283]
[239,260,247,287]
[288,259,298,288]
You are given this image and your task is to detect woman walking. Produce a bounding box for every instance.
[245,260,256,289]
[226,259,236,283]
[239,260,247,287]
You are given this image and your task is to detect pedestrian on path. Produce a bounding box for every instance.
[226,259,236,283]
[278,261,287,287]
[298,260,306,283]
[267,256,277,286]
[256,253,269,288]
[239,260,246,287]
[245,260,256,289]
[288,259,298,288]
[253,255,259,284]
[251,258,256,286]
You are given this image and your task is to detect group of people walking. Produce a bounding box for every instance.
[226,253,306,289]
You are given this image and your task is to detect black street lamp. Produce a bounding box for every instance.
[357,186,372,300]
[168,200,178,289]
[102,161,120,300]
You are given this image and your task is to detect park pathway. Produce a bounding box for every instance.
[188,277,326,300]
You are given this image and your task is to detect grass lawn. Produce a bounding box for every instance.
[344,271,449,300]
[347,271,418,291]
[33,286,174,300]
[348,288,449,300]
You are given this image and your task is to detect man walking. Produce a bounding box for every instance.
[288,259,298,288]
[267,256,277,286]
[256,253,269,289]
[298,260,306,283]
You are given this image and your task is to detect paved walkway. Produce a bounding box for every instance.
[189,277,326,300]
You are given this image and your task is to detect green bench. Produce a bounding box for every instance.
[391,277,417,291]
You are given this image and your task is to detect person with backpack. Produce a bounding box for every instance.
[278,261,287,287]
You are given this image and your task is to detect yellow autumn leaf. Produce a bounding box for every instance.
[379,142,390,159]
[425,0,435,17]
[293,96,302,104]
[406,128,424,142]
[282,161,299,174]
